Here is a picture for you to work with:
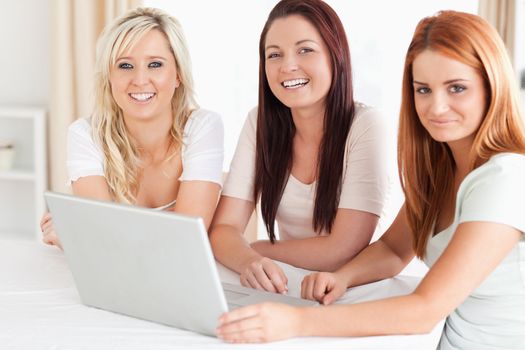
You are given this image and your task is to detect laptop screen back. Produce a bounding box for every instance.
[44,191,227,336]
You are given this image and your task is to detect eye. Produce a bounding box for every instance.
[298,47,314,54]
[118,62,133,69]
[415,86,431,94]
[449,85,466,93]
[148,61,163,68]
[266,52,281,59]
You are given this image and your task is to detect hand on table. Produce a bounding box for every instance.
[240,256,288,294]
[217,302,302,343]
[40,212,63,250]
[301,271,347,305]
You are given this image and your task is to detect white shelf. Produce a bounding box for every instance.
[0,106,47,119]
[0,106,46,241]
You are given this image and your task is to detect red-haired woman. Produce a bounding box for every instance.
[210,0,390,294]
[217,10,525,349]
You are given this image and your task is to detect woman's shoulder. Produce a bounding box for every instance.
[188,108,222,122]
[462,152,525,191]
[488,152,525,167]
[457,152,525,232]
[346,102,388,142]
[234,106,258,136]
[246,106,258,127]
[184,108,224,136]
[69,118,91,133]
[186,107,222,126]
[68,118,93,142]
[475,153,525,176]
[353,101,383,122]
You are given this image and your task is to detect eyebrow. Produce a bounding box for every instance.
[116,56,167,61]
[413,78,469,85]
[265,39,319,51]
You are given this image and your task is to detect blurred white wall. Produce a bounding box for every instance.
[0,0,51,107]
[517,0,525,91]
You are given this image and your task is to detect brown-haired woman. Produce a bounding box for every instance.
[209,0,390,294]
[216,10,525,348]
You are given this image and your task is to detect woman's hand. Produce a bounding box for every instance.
[301,271,348,305]
[217,302,302,343]
[40,212,63,250]
[240,256,289,294]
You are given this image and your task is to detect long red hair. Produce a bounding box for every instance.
[398,11,525,258]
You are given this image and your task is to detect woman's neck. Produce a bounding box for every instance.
[448,137,474,180]
[291,106,324,145]
[124,112,174,160]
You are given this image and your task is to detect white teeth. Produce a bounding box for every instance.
[129,93,155,101]
[282,78,309,88]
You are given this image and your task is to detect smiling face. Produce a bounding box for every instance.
[109,29,180,123]
[412,49,488,148]
[264,14,332,115]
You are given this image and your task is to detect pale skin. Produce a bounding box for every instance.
[41,29,220,249]
[209,15,378,294]
[215,50,522,343]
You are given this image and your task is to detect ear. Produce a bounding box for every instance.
[175,74,181,88]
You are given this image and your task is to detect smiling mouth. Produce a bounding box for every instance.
[281,78,310,89]
[429,119,457,126]
[129,92,156,102]
[430,119,455,124]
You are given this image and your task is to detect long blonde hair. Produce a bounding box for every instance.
[92,7,198,203]
[398,10,525,258]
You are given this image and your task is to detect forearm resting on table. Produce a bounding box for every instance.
[298,293,439,337]
[336,239,412,288]
[251,236,365,272]
[251,208,378,271]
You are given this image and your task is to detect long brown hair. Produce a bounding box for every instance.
[398,10,525,258]
[254,0,355,242]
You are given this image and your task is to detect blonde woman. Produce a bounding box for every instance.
[41,7,223,248]
[217,11,525,348]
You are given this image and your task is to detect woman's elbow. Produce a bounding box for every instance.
[326,245,365,271]
[408,295,447,334]
[208,223,221,246]
[410,317,443,335]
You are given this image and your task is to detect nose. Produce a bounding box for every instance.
[280,53,299,73]
[428,91,450,116]
[131,66,149,86]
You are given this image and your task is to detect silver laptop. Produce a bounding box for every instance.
[44,191,316,336]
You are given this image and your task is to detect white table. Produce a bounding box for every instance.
[0,239,443,349]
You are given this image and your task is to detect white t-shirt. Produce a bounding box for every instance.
[223,103,391,240]
[424,153,525,350]
[67,108,224,198]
